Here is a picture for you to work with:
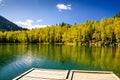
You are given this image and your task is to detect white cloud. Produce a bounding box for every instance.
[32,25,48,29]
[26,19,33,23]
[15,19,48,29]
[15,19,33,29]
[56,4,72,11]
[37,19,43,23]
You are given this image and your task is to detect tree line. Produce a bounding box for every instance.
[0,17,120,46]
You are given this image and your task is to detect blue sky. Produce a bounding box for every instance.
[0,0,120,29]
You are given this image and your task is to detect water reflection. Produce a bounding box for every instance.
[38,45,120,75]
[0,44,120,80]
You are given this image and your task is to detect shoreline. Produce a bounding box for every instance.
[0,42,120,47]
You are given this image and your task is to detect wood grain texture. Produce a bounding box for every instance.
[13,68,120,80]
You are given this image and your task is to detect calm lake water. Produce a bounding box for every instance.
[0,43,120,80]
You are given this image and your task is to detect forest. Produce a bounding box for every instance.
[0,15,120,46]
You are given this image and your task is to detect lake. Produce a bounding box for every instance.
[0,43,120,80]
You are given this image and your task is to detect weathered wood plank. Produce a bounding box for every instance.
[70,70,120,80]
[13,68,120,80]
[13,68,34,80]
[13,68,69,80]
[19,76,66,80]
[23,69,68,80]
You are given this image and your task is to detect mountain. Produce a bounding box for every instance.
[113,12,120,18]
[0,16,27,31]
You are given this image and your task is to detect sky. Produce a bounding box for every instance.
[0,0,120,29]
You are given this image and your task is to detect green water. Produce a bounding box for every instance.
[0,43,120,80]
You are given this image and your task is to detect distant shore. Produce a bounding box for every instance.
[0,17,120,46]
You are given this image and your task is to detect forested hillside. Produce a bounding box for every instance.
[0,16,27,31]
[0,16,120,46]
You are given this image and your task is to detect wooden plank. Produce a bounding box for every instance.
[24,69,68,79]
[13,69,120,80]
[13,68,34,80]
[70,70,120,80]
[72,73,116,80]
[13,68,69,80]
[72,70,113,74]
[18,76,66,80]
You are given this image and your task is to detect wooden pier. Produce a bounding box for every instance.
[13,68,120,80]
